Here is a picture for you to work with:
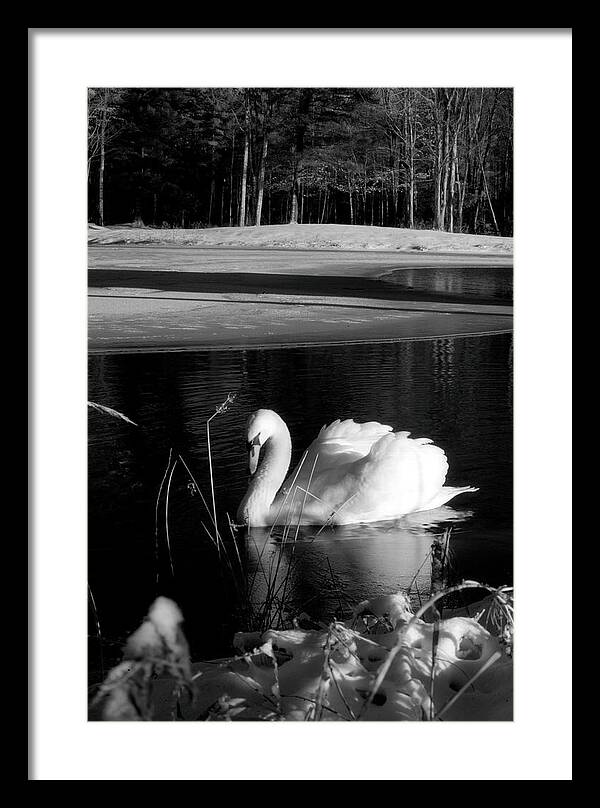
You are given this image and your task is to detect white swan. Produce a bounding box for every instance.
[237,409,478,527]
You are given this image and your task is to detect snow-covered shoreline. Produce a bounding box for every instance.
[91,591,513,722]
[88,223,513,255]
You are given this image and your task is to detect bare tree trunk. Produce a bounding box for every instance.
[479,149,501,235]
[208,177,215,226]
[408,100,415,228]
[229,130,235,226]
[404,92,415,229]
[473,89,499,234]
[440,118,451,230]
[220,177,225,226]
[98,99,107,226]
[268,177,272,224]
[255,126,269,226]
[448,131,458,233]
[389,143,398,227]
[132,145,146,228]
[239,93,250,227]
[290,147,299,224]
[348,179,354,225]
[319,188,328,223]
[333,167,337,223]
[458,160,468,233]
[434,134,443,230]
[289,89,313,224]
[363,159,368,227]
[433,89,451,231]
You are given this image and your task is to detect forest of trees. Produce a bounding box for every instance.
[88,88,513,236]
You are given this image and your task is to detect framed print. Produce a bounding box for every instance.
[30,28,572,781]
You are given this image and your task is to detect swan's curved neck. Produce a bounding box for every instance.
[238,420,292,526]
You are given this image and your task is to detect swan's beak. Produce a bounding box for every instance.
[247,435,261,475]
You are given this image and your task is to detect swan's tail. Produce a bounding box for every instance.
[417,485,479,512]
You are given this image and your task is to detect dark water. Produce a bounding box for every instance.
[383,266,512,303]
[88,334,512,672]
[88,265,512,307]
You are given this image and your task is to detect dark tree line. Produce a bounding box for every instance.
[88,87,513,236]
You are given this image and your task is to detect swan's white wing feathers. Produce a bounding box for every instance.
[276,419,476,525]
[340,432,450,522]
[292,432,451,523]
[416,485,479,512]
[315,418,394,460]
[282,418,393,494]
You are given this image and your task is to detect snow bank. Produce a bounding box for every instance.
[94,590,512,721]
[185,592,512,721]
[88,223,513,255]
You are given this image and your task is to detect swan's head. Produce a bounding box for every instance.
[245,409,286,475]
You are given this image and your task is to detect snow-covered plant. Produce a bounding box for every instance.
[94,597,192,721]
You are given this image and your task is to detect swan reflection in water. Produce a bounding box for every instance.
[241,506,474,623]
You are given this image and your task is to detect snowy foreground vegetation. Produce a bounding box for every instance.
[91,585,513,722]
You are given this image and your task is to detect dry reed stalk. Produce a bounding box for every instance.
[88,583,105,679]
[164,459,178,577]
[88,401,138,426]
